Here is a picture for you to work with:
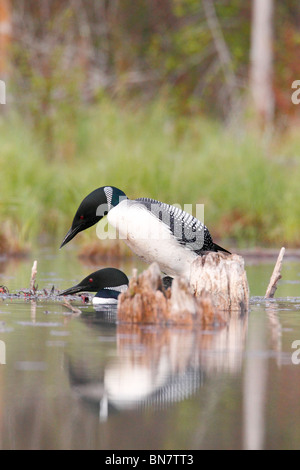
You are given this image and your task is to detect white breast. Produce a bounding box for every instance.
[107,200,197,278]
[92,296,118,306]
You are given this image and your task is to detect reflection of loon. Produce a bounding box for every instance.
[66,318,206,420]
[67,358,205,421]
[66,315,247,421]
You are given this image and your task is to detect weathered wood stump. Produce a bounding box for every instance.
[118,252,249,325]
[190,252,249,312]
[117,262,224,326]
[117,263,169,324]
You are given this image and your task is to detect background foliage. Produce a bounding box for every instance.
[0,0,300,253]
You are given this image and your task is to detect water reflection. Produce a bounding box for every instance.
[66,312,248,422]
[243,308,267,450]
[2,251,300,449]
[265,300,282,366]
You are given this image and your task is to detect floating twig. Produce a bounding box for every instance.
[61,298,82,315]
[30,260,38,292]
[265,247,285,298]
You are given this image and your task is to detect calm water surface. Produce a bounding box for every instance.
[0,247,300,450]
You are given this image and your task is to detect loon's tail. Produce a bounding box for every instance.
[213,243,231,255]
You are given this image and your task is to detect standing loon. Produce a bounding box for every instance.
[59,268,129,306]
[60,186,230,278]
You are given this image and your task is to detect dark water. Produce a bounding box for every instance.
[0,247,300,450]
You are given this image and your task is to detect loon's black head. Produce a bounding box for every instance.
[60,186,127,248]
[59,267,129,296]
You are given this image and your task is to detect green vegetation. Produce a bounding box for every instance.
[1,1,299,255]
[1,98,300,252]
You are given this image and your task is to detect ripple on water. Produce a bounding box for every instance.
[46,340,66,347]
[50,330,70,336]
[14,361,48,371]
[0,322,14,333]
[16,321,63,327]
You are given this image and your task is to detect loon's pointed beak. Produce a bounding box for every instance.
[60,224,82,249]
[58,283,88,296]
[60,215,101,249]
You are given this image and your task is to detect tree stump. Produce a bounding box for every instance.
[117,263,169,325]
[117,255,248,326]
[190,252,249,312]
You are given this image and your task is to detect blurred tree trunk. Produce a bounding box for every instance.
[250,0,274,124]
[0,0,11,77]
[202,0,237,111]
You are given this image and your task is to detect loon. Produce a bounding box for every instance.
[59,268,129,306]
[60,186,230,279]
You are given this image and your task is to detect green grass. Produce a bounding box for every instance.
[1,98,300,252]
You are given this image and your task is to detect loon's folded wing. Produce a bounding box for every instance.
[135,197,215,254]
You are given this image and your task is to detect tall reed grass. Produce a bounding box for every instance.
[0,99,299,252]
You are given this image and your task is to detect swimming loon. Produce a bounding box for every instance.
[59,267,129,305]
[60,186,230,278]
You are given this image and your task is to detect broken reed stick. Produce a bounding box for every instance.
[62,299,82,315]
[265,247,285,298]
[30,260,38,291]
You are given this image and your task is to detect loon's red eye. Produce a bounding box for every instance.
[80,215,84,220]
[89,278,93,283]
